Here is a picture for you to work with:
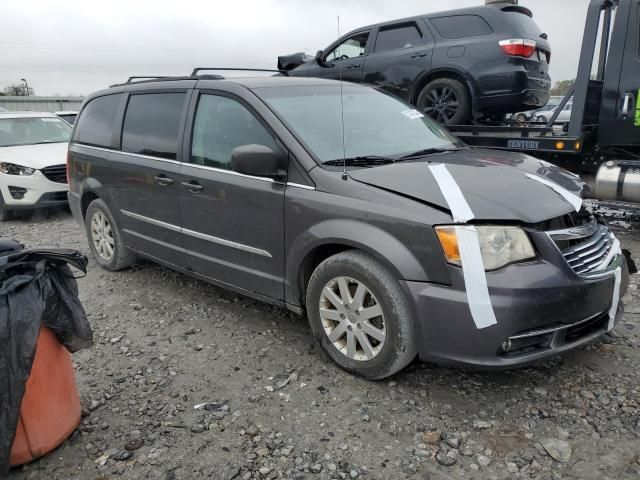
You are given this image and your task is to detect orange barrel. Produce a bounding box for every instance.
[9,327,81,467]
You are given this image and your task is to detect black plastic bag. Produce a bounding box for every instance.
[0,248,92,477]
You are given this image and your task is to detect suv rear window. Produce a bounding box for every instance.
[121,93,186,160]
[503,10,543,36]
[374,23,423,53]
[429,15,493,39]
[75,94,123,148]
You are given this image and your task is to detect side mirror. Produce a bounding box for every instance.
[315,50,332,68]
[231,144,287,179]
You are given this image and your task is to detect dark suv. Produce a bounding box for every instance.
[68,74,628,379]
[280,3,551,124]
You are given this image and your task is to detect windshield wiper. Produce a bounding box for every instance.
[323,155,396,167]
[398,147,465,160]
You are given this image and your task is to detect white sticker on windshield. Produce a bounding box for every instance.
[401,109,424,120]
[41,118,59,122]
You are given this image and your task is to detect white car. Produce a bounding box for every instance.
[0,112,71,220]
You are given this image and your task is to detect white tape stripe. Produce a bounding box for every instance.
[456,226,498,329]
[525,173,582,212]
[428,163,497,330]
[607,237,623,331]
[428,164,475,222]
[608,267,622,331]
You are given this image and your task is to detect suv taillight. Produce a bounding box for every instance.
[499,39,537,58]
[66,149,71,184]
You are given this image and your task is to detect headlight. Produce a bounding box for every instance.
[0,162,36,176]
[435,226,536,270]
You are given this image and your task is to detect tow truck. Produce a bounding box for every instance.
[448,0,640,207]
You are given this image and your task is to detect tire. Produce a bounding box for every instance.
[0,192,15,221]
[515,114,528,126]
[416,78,471,125]
[305,250,417,380]
[536,115,547,124]
[85,198,136,271]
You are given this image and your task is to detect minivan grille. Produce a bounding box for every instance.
[41,164,67,184]
[547,217,615,276]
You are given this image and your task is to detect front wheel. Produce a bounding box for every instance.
[416,78,471,125]
[305,251,417,380]
[85,198,136,271]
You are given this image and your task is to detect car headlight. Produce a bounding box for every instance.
[0,162,36,176]
[435,226,536,270]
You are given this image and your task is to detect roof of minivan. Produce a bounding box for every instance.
[0,111,59,119]
[91,75,365,100]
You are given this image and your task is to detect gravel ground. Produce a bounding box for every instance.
[3,208,640,480]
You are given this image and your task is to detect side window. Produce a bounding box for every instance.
[190,94,278,171]
[326,32,370,61]
[429,15,493,39]
[374,23,423,53]
[121,93,186,160]
[75,93,123,148]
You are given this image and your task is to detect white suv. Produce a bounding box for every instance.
[0,112,71,220]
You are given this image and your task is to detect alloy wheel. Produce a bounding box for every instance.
[319,276,386,361]
[421,86,459,123]
[90,210,115,261]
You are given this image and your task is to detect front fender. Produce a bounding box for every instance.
[285,219,432,307]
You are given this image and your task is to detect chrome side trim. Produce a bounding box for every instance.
[121,210,181,232]
[180,162,280,184]
[182,227,272,258]
[123,229,186,252]
[287,182,315,191]
[72,143,181,165]
[72,143,317,190]
[120,210,272,258]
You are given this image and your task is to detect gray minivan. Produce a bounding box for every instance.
[67,74,629,379]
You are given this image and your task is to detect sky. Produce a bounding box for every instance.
[0,0,590,96]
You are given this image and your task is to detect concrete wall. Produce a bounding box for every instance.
[0,96,84,113]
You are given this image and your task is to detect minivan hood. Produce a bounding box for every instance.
[0,142,68,170]
[348,149,583,223]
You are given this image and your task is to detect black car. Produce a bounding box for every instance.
[67,74,628,379]
[280,3,551,125]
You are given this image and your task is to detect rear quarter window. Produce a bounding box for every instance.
[429,15,493,39]
[75,93,123,148]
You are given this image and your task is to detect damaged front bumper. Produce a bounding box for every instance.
[403,250,629,369]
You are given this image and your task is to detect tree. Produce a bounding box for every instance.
[3,83,35,96]
[550,79,575,97]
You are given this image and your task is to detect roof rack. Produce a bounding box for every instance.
[190,67,288,77]
[109,68,287,88]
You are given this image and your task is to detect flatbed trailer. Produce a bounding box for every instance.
[448,0,640,206]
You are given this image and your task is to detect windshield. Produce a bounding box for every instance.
[256,85,464,165]
[0,116,72,147]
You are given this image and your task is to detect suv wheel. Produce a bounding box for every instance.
[417,78,471,125]
[515,113,528,126]
[536,115,547,124]
[305,250,416,379]
[85,198,136,271]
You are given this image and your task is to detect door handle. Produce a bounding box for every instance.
[621,93,633,117]
[153,175,174,186]
[346,63,361,69]
[410,53,427,58]
[181,181,204,193]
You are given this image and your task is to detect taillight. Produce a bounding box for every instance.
[499,39,537,58]
[66,149,71,184]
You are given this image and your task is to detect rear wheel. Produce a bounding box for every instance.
[85,198,136,271]
[416,78,471,125]
[536,115,548,124]
[515,113,528,126]
[305,250,417,380]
